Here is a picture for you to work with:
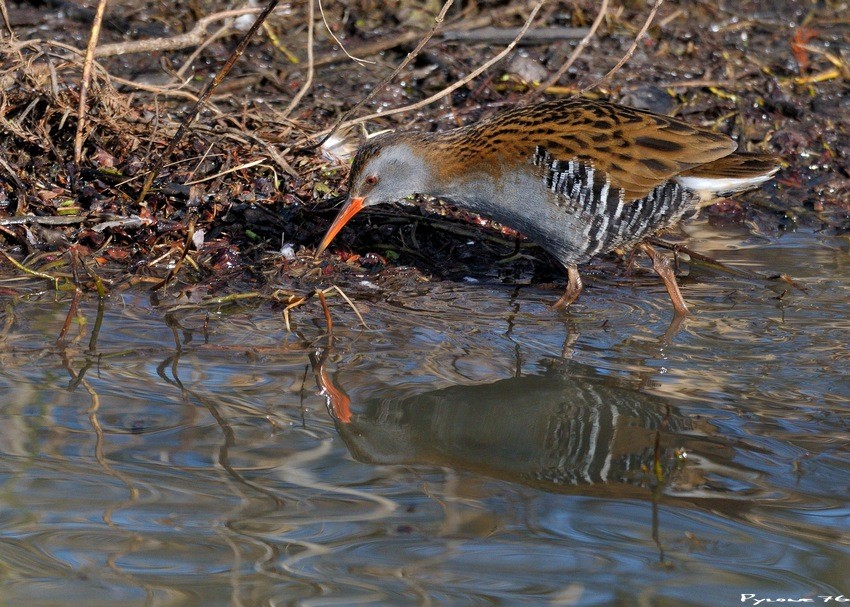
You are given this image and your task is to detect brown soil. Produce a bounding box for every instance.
[1,0,848,307]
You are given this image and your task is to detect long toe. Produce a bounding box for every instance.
[552,266,583,309]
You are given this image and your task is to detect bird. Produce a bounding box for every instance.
[314,98,780,315]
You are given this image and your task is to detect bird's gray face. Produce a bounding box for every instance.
[316,140,429,257]
[349,142,428,207]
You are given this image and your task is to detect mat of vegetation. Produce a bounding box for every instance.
[1,0,847,308]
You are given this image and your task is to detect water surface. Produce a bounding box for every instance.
[1,220,848,606]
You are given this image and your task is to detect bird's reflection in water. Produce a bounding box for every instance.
[310,346,765,564]
[312,352,729,498]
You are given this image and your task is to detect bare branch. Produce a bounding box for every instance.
[138,0,282,203]
[93,8,260,58]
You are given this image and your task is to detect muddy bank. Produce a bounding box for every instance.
[1,0,848,306]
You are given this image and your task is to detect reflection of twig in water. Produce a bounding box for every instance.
[154,330,287,507]
[653,404,672,483]
[58,344,142,528]
[651,491,667,566]
[651,405,672,565]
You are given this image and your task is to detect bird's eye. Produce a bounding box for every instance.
[365,175,379,186]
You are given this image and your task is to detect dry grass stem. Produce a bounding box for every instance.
[332,285,368,328]
[316,0,455,147]
[280,0,315,120]
[525,0,609,101]
[326,0,546,137]
[1,0,13,37]
[174,22,233,81]
[283,3,532,77]
[317,0,374,66]
[581,0,664,93]
[74,0,108,166]
[183,158,266,185]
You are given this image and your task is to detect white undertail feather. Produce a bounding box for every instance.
[675,168,779,203]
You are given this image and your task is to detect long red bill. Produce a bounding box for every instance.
[314,196,365,258]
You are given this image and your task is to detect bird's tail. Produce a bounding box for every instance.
[675,152,780,203]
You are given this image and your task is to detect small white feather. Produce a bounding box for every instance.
[675,171,776,195]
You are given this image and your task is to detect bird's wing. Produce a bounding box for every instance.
[486,99,738,202]
[678,152,780,179]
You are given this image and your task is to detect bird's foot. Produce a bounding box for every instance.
[551,266,583,309]
[639,243,690,317]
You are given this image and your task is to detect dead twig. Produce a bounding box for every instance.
[524,0,608,101]
[280,0,315,120]
[315,0,455,148]
[56,286,82,342]
[138,0,281,203]
[581,0,664,93]
[0,215,87,227]
[150,215,197,291]
[74,0,108,167]
[317,0,374,66]
[57,248,84,343]
[317,0,546,140]
[93,8,261,58]
[0,249,61,289]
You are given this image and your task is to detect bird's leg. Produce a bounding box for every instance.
[638,243,689,316]
[552,265,583,309]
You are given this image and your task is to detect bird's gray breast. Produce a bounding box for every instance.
[435,148,698,267]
